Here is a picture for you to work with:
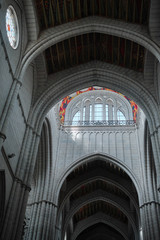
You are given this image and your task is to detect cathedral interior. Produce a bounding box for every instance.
[0,0,160,239]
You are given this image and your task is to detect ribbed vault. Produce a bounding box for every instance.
[57,158,139,240]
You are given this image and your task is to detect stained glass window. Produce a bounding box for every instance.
[6,6,19,49]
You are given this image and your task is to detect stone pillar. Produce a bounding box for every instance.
[22,119,58,240]
[0,125,41,240]
[0,179,30,240]
[149,128,160,190]
[25,201,57,240]
[140,202,160,240]
[139,126,160,240]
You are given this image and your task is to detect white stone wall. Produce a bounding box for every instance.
[50,124,142,189]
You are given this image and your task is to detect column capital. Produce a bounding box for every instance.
[27,199,58,208]
[140,200,160,208]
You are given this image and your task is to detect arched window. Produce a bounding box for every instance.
[117,110,126,121]
[90,105,92,121]
[64,90,134,126]
[72,111,80,125]
[106,105,108,120]
[94,104,103,121]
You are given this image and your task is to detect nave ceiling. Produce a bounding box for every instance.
[33,0,149,74]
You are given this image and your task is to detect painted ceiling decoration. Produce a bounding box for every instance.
[35,0,150,31]
[59,87,138,123]
[45,33,145,74]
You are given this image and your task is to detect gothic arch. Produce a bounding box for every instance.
[16,62,160,194]
[64,89,133,122]
[29,62,159,139]
[71,212,129,240]
[62,192,138,239]
[54,153,142,206]
[54,153,140,240]
[56,175,139,224]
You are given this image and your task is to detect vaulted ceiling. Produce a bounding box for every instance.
[45,33,145,74]
[34,0,150,75]
[58,159,139,239]
[35,0,150,30]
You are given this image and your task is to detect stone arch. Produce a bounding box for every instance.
[14,63,160,204]
[18,63,160,192]
[22,0,39,41]
[74,223,125,240]
[56,176,139,224]
[64,89,134,123]
[71,212,129,240]
[149,0,160,41]
[54,153,142,206]
[54,153,141,240]
[62,191,138,239]
[30,63,159,132]
[19,16,160,80]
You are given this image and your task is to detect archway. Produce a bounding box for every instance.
[55,155,140,240]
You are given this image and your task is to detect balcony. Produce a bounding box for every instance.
[64,120,135,126]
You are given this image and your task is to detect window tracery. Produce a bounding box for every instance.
[65,90,134,126]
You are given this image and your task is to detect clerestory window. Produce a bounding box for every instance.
[72,104,126,124]
[94,104,103,121]
[117,110,126,121]
[64,90,134,126]
[72,111,80,125]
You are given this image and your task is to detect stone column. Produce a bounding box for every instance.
[25,201,57,240]
[139,127,160,240]
[150,133,160,190]
[22,119,58,240]
[140,202,160,240]
[0,125,41,240]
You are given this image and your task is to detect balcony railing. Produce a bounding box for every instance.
[64,120,135,126]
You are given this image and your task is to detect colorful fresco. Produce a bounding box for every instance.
[59,87,138,123]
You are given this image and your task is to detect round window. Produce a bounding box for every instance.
[6,6,19,49]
